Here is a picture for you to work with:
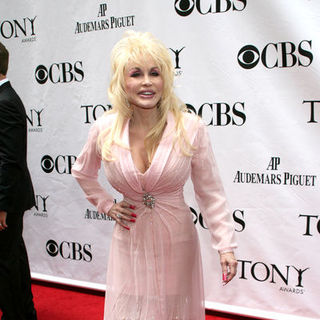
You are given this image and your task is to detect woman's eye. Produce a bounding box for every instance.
[151,71,159,76]
[130,72,140,77]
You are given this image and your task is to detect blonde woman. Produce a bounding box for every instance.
[72,31,237,320]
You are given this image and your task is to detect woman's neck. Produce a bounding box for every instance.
[130,107,160,131]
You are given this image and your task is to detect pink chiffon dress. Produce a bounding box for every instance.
[72,111,237,320]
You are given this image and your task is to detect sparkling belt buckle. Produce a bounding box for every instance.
[143,192,155,209]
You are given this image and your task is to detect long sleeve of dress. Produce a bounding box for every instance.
[72,120,114,214]
[191,121,237,252]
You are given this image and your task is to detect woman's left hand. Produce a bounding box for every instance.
[219,251,238,285]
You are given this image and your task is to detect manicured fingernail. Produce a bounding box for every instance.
[131,213,137,218]
[130,219,136,222]
[130,205,136,209]
[124,226,130,230]
[222,273,227,282]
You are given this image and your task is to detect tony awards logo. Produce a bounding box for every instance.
[169,47,185,76]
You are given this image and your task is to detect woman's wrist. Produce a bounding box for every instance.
[218,249,234,255]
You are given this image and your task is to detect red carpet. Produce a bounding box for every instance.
[0,281,256,319]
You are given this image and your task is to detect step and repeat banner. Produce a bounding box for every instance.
[1,1,319,319]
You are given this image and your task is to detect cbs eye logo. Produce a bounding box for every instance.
[237,45,260,69]
[237,40,313,69]
[46,240,59,257]
[175,0,195,16]
[41,155,54,173]
[35,65,48,84]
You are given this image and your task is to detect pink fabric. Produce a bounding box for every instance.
[72,112,237,320]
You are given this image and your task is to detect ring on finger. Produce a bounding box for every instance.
[116,213,122,219]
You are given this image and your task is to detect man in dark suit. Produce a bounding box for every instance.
[0,42,37,320]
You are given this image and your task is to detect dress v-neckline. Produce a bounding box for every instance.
[124,112,175,177]
[127,120,167,176]
[118,112,175,191]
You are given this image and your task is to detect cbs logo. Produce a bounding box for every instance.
[35,61,84,84]
[237,40,313,69]
[46,239,92,262]
[174,0,246,16]
[41,155,76,174]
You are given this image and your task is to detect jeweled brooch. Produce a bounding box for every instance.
[143,193,155,209]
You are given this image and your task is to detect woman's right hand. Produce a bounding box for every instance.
[107,201,136,230]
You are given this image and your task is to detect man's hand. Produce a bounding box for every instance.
[0,211,8,231]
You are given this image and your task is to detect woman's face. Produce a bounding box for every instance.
[124,56,164,111]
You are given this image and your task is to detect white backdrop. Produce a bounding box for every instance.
[1,1,320,319]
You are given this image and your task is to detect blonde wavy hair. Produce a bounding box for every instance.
[98,30,193,162]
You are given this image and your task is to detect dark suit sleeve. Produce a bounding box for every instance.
[0,99,27,212]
